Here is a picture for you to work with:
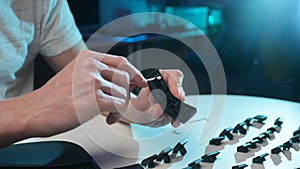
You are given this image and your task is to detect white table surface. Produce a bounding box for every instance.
[31,94,300,169]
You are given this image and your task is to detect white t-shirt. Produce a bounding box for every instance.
[0,0,82,99]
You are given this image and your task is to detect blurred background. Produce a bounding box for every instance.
[35,0,300,102]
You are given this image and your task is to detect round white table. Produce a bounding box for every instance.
[32,95,300,168]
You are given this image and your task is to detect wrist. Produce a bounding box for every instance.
[23,84,77,138]
[0,90,42,147]
[16,88,51,139]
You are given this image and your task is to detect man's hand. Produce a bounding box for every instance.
[120,69,185,128]
[25,50,147,137]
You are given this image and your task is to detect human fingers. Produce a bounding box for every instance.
[160,69,185,101]
[138,103,168,126]
[99,66,131,96]
[155,114,167,121]
[147,111,171,128]
[92,53,147,88]
[90,72,128,101]
[106,113,123,125]
[121,99,160,125]
[148,93,181,128]
[171,119,181,128]
[150,103,164,121]
[90,58,131,100]
[150,104,182,128]
[96,89,127,113]
[91,58,130,88]
[131,87,152,111]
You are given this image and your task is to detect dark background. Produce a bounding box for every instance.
[35,0,300,102]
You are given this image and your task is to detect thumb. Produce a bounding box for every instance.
[106,113,122,125]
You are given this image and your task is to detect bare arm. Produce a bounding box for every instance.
[0,91,36,148]
[43,40,87,72]
[0,42,86,148]
[0,84,77,148]
[0,49,147,148]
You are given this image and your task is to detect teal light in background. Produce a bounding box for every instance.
[165,6,209,31]
[164,6,223,36]
[207,9,222,37]
[208,14,215,25]
[209,10,222,26]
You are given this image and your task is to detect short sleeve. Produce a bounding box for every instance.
[39,0,82,57]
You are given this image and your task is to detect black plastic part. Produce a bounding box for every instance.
[274,117,283,127]
[267,126,277,133]
[0,141,100,169]
[160,155,171,163]
[246,141,257,149]
[114,164,144,169]
[141,68,197,123]
[201,151,220,163]
[244,118,253,127]
[291,134,300,143]
[173,139,188,156]
[240,121,247,127]
[209,136,225,146]
[259,131,271,140]
[283,140,293,151]
[233,122,247,135]
[252,139,261,145]
[237,145,249,153]
[253,115,267,124]
[252,153,269,164]
[294,129,300,136]
[253,136,264,143]
[157,147,172,163]
[273,124,281,133]
[219,127,234,140]
[232,164,248,169]
[188,159,201,169]
[141,154,158,168]
[271,145,283,154]
[266,130,272,136]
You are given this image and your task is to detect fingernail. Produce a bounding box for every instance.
[139,73,148,86]
[173,121,181,128]
[142,78,148,86]
[106,113,122,125]
[178,87,185,100]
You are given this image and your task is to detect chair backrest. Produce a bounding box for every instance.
[0,141,100,169]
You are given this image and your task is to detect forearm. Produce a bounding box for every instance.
[0,48,148,148]
[0,84,77,148]
[0,90,42,148]
[101,92,139,124]
[0,41,85,148]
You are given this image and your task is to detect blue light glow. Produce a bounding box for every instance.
[113,35,147,43]
[208,15,215,25]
